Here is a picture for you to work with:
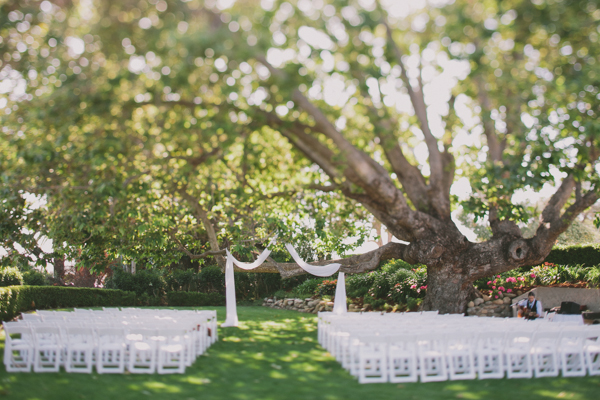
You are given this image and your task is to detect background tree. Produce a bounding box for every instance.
[1,0,599,312]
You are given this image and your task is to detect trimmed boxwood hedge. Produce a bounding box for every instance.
[0,286,136,321]
[546,245,600,267]
[166,291,225,307]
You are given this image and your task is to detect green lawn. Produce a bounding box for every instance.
[1,306,599,400]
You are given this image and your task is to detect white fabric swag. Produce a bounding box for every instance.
[284,244,342,277]
[221,243,346,328]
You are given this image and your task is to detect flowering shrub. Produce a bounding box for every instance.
[315,279,337,297]
[343,261,428,308]
[475,262,594,296]
[485,274,521,299]
[389,268,427,304]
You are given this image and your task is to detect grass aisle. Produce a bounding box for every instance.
[1,306,600,399]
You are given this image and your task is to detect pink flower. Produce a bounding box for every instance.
[410,284,417,289]
[497,275,501,278]
[498,286,505,292]
[506,277,516,283]
[507,289,512,293]
[495,295,498,299]
[487,281,492,285]
[530,273,536,278]
[492,286,496,289]
[518,277,525,281]
[420,286,427,290]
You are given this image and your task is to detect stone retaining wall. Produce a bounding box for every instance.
[262,297,329,313]
[264,295,516,317]
[466,293,516,317]
[262,297,369,313]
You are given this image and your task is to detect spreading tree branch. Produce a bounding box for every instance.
[379,9,448,218]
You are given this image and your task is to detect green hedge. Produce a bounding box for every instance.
[166,291,225,307]
[0,286,136,321]
[546,245,600,267]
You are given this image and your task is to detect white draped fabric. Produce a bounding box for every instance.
[222,242,347,327]
[284,244,342,277]
[221,254,239,327]
[222,247,274,327]
[284,244,347,315]
[229,247,273,270]
[332,272,347,314]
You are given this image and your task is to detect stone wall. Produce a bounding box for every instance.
[264,295,517,317]
[262,297,328,313]
[262,297,368,313]
[465,293,516,317]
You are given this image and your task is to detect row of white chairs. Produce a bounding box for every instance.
[318,312,600,383]
[3,308,217,374]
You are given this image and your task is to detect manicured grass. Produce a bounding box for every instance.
[1,306,600,399]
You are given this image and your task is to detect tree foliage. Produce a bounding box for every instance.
[1,0,370,270]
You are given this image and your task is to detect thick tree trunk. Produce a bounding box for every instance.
[421,264,476,314]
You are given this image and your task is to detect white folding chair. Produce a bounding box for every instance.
[584,326,600,376]
[446,332,477,380]
[21,313,42,322]
[505,331,533,379]
[417,333,448,382]
[96,328,126,374]
[559,329,587,377]
[388,334,418,383]
[3,323,33,372]
[156,329,186,374]
[73,308,94,313]
[531,331,560,377]
[33,326,62,372]
[476,331,505,379]
[64,327,95,373]
[127,328,157,374]
[356,337,388,383]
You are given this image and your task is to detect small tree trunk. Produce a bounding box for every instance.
[422,263,476,314]
[54,255,65,284]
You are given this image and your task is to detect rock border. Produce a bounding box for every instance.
[262,297,332,313]
[264,292,518,317]
[466,292,517,318]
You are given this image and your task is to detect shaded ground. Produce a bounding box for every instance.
[1,306,599,399]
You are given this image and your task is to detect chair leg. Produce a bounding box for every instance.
[477,353,504,379]
[33,348,60,373]
[585,349,600,376]
[4,347,33,372]
[561,351,586,377]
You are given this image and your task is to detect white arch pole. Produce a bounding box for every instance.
[332,272,347,314]
[221,254,238,327]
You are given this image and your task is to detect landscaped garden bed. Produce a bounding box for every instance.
[262,260,600,316]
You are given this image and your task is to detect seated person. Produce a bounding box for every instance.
[517,292,543,319]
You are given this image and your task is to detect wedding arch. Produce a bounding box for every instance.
[221,241,347,327]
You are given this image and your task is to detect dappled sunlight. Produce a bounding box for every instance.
[177,376,211,386]
[1,307,599,400]
[142,381,182,393]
